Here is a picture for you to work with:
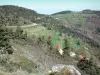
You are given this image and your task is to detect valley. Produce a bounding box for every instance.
[0,5,100,75]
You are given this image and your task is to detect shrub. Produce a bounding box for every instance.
[96,27,100,33]
[37,35,45,44]
[77,57,100,75]
[0,25,13,54]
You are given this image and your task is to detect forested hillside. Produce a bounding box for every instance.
[0,5,44,26]
[52,10,72,15]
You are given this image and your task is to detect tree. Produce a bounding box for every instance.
[23,31,27,39]
[47,36,52,45]
[64,38,69,50]
[0,25,13,54]
[15,26,23,39]
[47,36,53,50]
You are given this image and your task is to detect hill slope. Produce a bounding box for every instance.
[53,11,100,47]
[52,10,72,15]
[0,5,45,26]
[0,6,100,75]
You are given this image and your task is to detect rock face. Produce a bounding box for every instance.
[58,49,64,55]
[52,64,65,72]
[48,64,81,75]
[66,65,81,75]
[69,52,76,57]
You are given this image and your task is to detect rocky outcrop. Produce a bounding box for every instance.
[47,64,81,75]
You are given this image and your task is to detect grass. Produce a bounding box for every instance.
[0,72,4,75]
[8,24,82,50]
[22,25,82,50]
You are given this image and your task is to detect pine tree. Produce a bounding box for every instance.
[64,38,69,50]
